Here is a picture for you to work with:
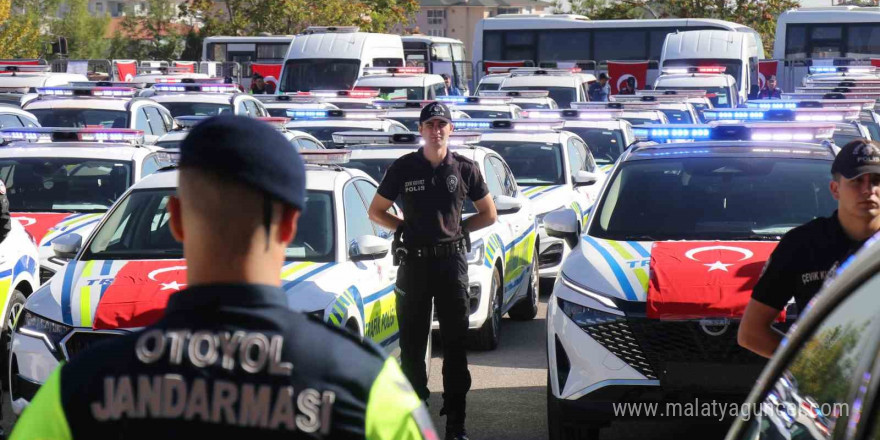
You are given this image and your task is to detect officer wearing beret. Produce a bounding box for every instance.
[368,102,498,440]
[12,116,435,440]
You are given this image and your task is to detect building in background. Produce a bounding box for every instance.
[86,0,188,17]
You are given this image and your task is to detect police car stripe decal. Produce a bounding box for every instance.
[60,262,79,324]
[98,261,114,299]
[526,186,563,200]
[41,216,102,247]
[281,263,336,290]
[520,186,548,196]
[363,285,395,304]
[380,332,400,347]
[582,236,637,301]
[606,241,634,261]
[280,261,314,279]
[41,214,102,247]
[628,241,651,258]
[78,261,97,327]
[504,224,536,252]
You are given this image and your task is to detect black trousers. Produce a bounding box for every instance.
[395,252,472,427]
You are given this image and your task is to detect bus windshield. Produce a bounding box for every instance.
[279,59,361,93]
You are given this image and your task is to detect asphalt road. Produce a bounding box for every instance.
[425,282,734,440]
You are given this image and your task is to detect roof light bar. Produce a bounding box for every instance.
[633,125,712,141]
[257,117,291,129]
[437,95,512,106]
[286,109,385,120]
[703,108,858,122]
[1,127,144,143]
[78,128,145,143]
[331,131,482,147]
[362,67,425,75]
[796,86,880,93]
[804,78,880,86]
[808,66,878,75]
[371,100,433,109]
[451,119,563,131]
[300,150,351,165]
[611,94,691,103]
[746,99,873,110]
[636,89,708,98]
[310,89,379,99]
[36,86,136,97]
[478,90,550,98]
[0,64,51,74]
[662,66,727,75]
[520,109,623,120]
[174,115,209,129]
[632,123,835,142]
[152,83,237,93]
[257,94,323,104]
[784,92,880,100]
[747,123,835,141]
[571,101,660,110]
[69,81,148,89]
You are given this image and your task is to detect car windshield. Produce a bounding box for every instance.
[29,109,128,128]
[514,101,555,110]
[280,59,361,92]
[85,189,335,261]
[589,156,836,241]
[833,125,865,146]
[459,109,513,119]
[476,83,500,92]
[622,117,661,126]
[294,126,383,148]
[479,141,565,185]
[563,127,626,165]
[656,86,733,108]
[371,87,424,101]
[503,86,574,108]
[156,140,181,149]
[660,108,694,124]
[267,108,291,117]
[0,158,131,212]
[385,116,419,131]
[160,102,232,117]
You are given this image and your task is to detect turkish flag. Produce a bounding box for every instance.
[93,260,188,330]
[251,63,282,81]
[871,59,880,68]
[0,60,40,74]
[758,60,780,89]
[12,213,72,244]
[172,61,196,73]
[113,60,137,82]
[607,61,649,94]
[484,60,527,74]
[646,242,779,320]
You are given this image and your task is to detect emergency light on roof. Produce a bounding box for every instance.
[0,65,51,74]
[571,101,659,110]
[509,67,582,76]
[35,86,136,97]
[804,78,880,86]
[371,100,432,109]
[702,108,859,122]
[436,95,511,106]
[662,66,727,75]
[300,150,351,165]
[808,66,877,75]
[611,95,691,103]
[152,83,237,93]
[520,109,623,120]
[451,119,564,131]
[0,127,144,144]
[70,81,148,89]
[362,66,425,75]
[331,131,481,146]
[478,90,550,99]
[636,89,708,98]
[286,109,385,120]
[796,86,880,94]
[784,92,880,100]
[174,115,209,129]
[257,95,323,104]
[632,123,834,143]
[746,99,874,110]
[310,89,379,99]
[257,117,291,129]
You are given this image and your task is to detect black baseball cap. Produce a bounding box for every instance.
[179,115,306,211]
[420,102,452,124]
[598,73,609,80]
[832,139,880,179]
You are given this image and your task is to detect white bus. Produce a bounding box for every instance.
[472,15,762,83]
[773,7,880,91]
[202,35,295,65]
[402,35,471,93]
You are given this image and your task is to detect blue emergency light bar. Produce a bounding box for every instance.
[521,109,623,120]
[371,100,433,109]
[152,83,237,93]
[437,96,511,106]
[451,119,563,131]
[808,66,878,75]
[332,131,481,146]
[477,90,550,99]
[632,123,835,142]
[301,150,351,165]
[703,108,859,122]
[1,127,144,143]
[285,109,385,120]
[36,86,137,97]
[745,99,873,110]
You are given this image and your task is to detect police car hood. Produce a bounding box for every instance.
[520,185,568,214]
[36,259,339,328]
[564,236,779,319]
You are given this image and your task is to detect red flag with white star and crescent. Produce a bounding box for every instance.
[93,260,188,330]
[646,242,779,320]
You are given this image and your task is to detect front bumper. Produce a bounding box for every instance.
[537,228,568,279]
[432,263,490,331]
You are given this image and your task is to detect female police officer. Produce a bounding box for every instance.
[368,102,498,440]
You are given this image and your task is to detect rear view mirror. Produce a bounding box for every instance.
[52,233,82,259]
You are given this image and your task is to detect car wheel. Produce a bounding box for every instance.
[508,247,540,321]
[1,290,25,392]
[471,268,501,351]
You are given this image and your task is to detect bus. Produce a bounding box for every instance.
[472,14,762,84]
[773,7,880,91]
[402,35,471,93]
[202,35,295,87]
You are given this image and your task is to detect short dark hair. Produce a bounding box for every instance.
[441,73,450,80]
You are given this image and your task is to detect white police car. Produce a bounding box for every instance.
[336,131,540,350]
[147,83,268,118]
[500,68,596,109]
[284,108,408,148]
[0,127,175,284]
[22,86,173,145]
[543,123,838,438]
[0,107,39,129]
[294,90,383,110]
[254,94,339,118]
[436,95,523,120]
[372,100,471,131]
[454,119,604,280]
[130,65,212,86]
[7,150,428,413]
[0,64,87,95]
[156,116,325,151]
[355,67,446,100]
[475,73,509,93]
[480,90,559,110]
[610,95,701,124]
[747,97,880,140]
[653,70,739,108]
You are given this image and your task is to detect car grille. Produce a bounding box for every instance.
[63,331,123,360]
[584,319,768,382]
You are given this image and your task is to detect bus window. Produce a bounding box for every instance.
[484,32,502,60]
[810,25,843,58]
[432,43,453,61]
[595,30,647,60]
[537,31,589,61]
[785,25,807,59]
[256,44,289,61]
[846,24,880,58]
[208,43,226,62]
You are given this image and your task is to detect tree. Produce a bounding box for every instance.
[788,323,864,405]
[0,0,45,58]
[50,0,111,59]
[108,0,190,60]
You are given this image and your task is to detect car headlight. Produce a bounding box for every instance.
[16,310,71,352]
[466,239,484,265]
[557,297,625,329]
[560,275,619,309]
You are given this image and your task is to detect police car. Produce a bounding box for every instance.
[436,95,523,120]
[155,116,326,151]
[295,89,383,110]
[610,95,701,124]
[499,68,596,109]
[130,65,213,86]
[701,107,870,146]
[653,70,739,108]
[571,102,670,127]
[284,108,408,148]
[521,109,637,174]
[0,127,175,284]
[354,67,446,100]
[543,123,838,438]
[480,90,559,110]
[475,73,510,93]
[371,100,471,131]
[7,150,429,413]
[454,119,604,280]
[800,65,880,86]
[254,94,339,117]
[147,83,268,118]
[336,131,540,350]
[0,106,39,129]
[0,64,88,96]
[21,86,174,145]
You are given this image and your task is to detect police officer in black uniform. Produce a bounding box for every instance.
[368,102,498,440]
[739,139,880,358]
[11,116,435,440]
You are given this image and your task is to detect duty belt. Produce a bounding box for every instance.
[406,239,468,258]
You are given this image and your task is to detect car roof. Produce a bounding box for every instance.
[0,143,154,160]
[286,119,390,129]
[0,106,37,120]
[655,74,736,87]
[150,94,234,105]
[133,166,367,192]
[562,120,629,130]
[24,98,133,111]
[0,73,89,89]
[355,74,443,87]
[500,75,579,88]
[477,131,566,143]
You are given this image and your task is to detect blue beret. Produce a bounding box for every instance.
[179,115,305,211]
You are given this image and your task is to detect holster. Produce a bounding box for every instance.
[392,227,407,266]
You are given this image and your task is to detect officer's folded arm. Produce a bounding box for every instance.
[368,194,404,232]
[461,194,497,234]
[737,299,784,359]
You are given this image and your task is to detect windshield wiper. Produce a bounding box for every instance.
[619,235,659,241]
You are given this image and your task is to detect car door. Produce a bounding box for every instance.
[566,136,599,228]
[144,106,168,142]
[729,268,880,440]
[481,155,517,305]
[489,154,534,306]
[133,107,158,145]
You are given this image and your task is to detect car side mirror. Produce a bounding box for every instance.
[572,170,599,187]
[544,209,579,249]
[53,233,82,259]
[350,235,390,261]
[494,195,522,215]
